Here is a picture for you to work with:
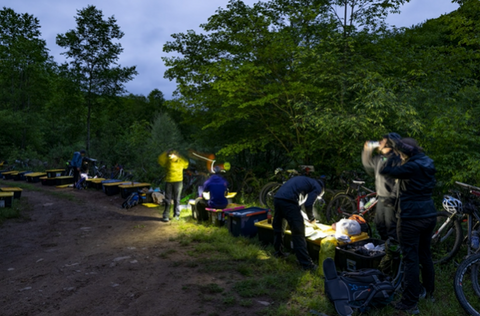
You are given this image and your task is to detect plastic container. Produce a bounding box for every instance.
[206,204,245,227]
[13,171,31,181]
[0,187,22,199]
[2,171,16,180]
[0,192,14,207]
[25,172,47,183]
[225,207,268,238]
[119,182,150,199]
[102,180,129,196]
[86,178,106,189]
[335,238,385,272]
[46,169,65,178]
[55,176,74,186]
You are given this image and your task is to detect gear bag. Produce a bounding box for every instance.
[122,192,140,209]
[323,257,395,316]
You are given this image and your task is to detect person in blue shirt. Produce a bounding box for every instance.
[70,150,85,188]
[193,172,229,221]
[273,176,324,270]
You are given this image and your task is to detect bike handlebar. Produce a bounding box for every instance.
[455,181,480,192]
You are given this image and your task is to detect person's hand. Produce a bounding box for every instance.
[364,141,370,149]
[308,218,316,224]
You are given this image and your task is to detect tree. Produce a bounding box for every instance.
[56,5,137,151]
[163,0,417,173]
[0,7,52,151]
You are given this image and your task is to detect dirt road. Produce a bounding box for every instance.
[0,182,263,316]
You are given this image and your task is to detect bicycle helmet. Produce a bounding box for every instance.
[443,195,463,214]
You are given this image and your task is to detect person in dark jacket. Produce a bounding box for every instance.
[273,176,324,270]
[70,150,85,188]
[380,137,437,315]
[362,133,401,240]
[194,173,229,220]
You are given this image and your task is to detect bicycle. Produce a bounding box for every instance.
[454,253,480,315]
[431,181,480,264]
[326,179,377,224]
[258,168,300,209]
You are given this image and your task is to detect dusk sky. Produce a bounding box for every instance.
[3,0,459,99]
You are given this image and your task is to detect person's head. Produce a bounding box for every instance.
[167,149,178,160]
[80,150,86,157]
[380,133,401,154]
[397,137,423,160]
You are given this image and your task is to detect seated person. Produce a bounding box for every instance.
[194,172,229,220]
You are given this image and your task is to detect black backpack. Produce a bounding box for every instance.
[323,257,395,316]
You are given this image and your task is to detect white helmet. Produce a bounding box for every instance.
[443,195,462,214]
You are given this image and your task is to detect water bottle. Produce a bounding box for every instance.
[472,231,480,249]
[267,209,272,224]
[359,199,365,211]
[367,141,380,149]
[364,197,377,209]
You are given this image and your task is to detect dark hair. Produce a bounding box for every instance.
[80,150,86,154]
[399,138,423,156]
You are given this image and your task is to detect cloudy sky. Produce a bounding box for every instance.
[3,0,459,99]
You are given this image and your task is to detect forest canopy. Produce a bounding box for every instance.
[0,0,479,186]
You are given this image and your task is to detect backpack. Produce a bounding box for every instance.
[122,192,140,209]
[323,257,395,316]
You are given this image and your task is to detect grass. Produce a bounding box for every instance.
[165,207,470,316]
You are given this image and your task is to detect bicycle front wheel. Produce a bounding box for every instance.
[431,211,463,264]
[454,253,480,316]
[326,194,356,224]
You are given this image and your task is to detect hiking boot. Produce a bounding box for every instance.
[160,217,170,222]
[393,301,420,315]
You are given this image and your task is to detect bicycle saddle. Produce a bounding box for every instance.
[352,180,365,185]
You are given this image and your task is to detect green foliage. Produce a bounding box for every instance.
[56,5,137,151]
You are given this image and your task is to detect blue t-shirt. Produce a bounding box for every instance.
[204,175,228,208]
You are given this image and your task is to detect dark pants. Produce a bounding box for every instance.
[375,196,397,240]
[73,168,80,188]
[194,197,209,221]
[273,198,314,269]
[163,181,183,218]
[397,216,436,306]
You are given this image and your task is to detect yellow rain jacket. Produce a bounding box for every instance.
[158,152,189,182]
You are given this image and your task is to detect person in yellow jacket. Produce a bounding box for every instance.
[158,149,189,222]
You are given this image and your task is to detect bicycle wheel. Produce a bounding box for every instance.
[259,182,281,207]
[431,211,463,264]
[326,194,356,224]
[261,182,282,210]
[454,253,480,316]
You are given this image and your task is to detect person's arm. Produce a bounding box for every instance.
[361,144,376,177]
[380,158,417,179]
[304,181,322,221]
[158,152,168,167]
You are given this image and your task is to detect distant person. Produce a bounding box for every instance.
[362,133,401,240]
[70,150,85,188]
[381,137,437,315]
[194,170,229,221]
[273,176,324,271]
[158,149,189,222]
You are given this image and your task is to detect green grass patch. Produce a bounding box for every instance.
[157,208,469,315]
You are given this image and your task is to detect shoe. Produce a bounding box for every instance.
[160,217,170,222]
[419,286,435,303]
[393,301,420,315]
[174,216,180,221]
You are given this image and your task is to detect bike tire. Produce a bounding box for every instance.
[326,194,356,224]
[454,253,480,316]
[259,182,280,207]
[260,182,282,209]
[431,211,463,265]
